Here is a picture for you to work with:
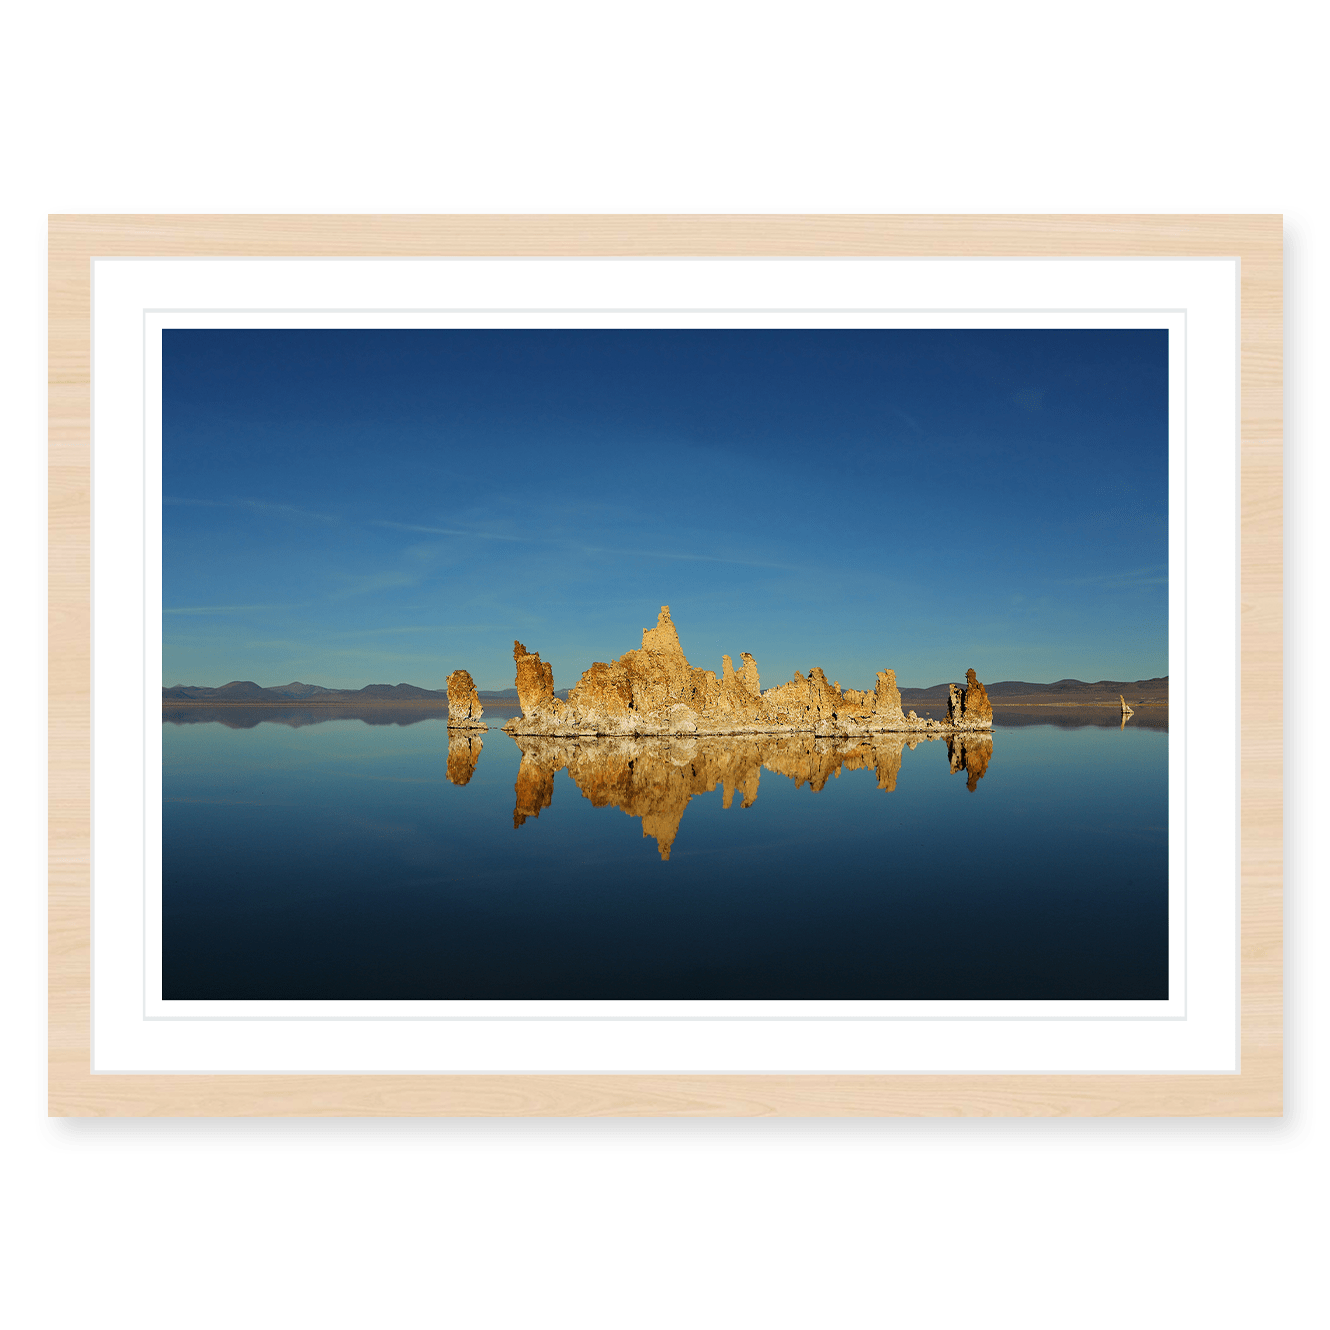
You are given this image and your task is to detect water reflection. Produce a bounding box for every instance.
[163,702,1166,736]
[510,731,990,860]
[161,705,450,730]
[446,733,484,786]
[161,708,1167,1000]
[990,707,1167,731]
[947,733,993,792]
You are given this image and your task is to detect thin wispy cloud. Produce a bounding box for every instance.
[165,497,339,523]
[1057,565,1167,589]
[328,571,422,599]
[324,647,442,663]
[165,604,289,615]
[376,519,795,572]
[331,624,496,637]
[947,641,1058,659]
[578,544,797,572]
[234,641,444,668]
[373,521,528,542]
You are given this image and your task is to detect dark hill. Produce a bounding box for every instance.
[354,683,448,700]
[899,676,1168,703]
[264,681,337,698]
[215,681,271,698]
[163,681,447,704]
[164,676,1164,707]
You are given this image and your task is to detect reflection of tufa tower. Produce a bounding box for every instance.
[508,730,979,859]
[446,733,483,785]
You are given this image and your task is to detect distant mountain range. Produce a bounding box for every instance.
[162,681,448,704]
[161,681,570,703]
[163,677,1164,705]
[899,677,1168,704]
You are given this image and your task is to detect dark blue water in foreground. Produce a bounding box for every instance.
[162,709,1168,1000]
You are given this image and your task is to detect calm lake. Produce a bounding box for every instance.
[162,706,1168,1000]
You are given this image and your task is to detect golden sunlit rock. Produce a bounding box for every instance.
[445,669,486,729]
[512,640,572,730]
[945,668,993,731]
[504,607,995,739]
[568,660,634,725]
[874,669,904,723]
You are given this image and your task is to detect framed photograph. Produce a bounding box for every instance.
[49,215,1281,1115]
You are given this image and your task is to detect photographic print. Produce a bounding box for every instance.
[161,325,1169,1003]
[49,217,1277,1114]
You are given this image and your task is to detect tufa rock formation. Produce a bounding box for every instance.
[946,668,993,730]
[445,669,486,729]
[503,607,994,739]
[511,642,577,726]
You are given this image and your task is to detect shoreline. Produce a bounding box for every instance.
[163,699,456,707]
[980,700,1166,709]
[161,699,1166,710]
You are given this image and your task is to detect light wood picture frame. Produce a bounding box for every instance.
[49,214,1282,1116]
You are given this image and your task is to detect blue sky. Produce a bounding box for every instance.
[163,328,1168,691]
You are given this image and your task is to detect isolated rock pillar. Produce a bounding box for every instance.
[446,669,485,727]
[962,669,993,726]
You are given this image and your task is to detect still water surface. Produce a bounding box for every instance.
[162,707,1168,1000]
